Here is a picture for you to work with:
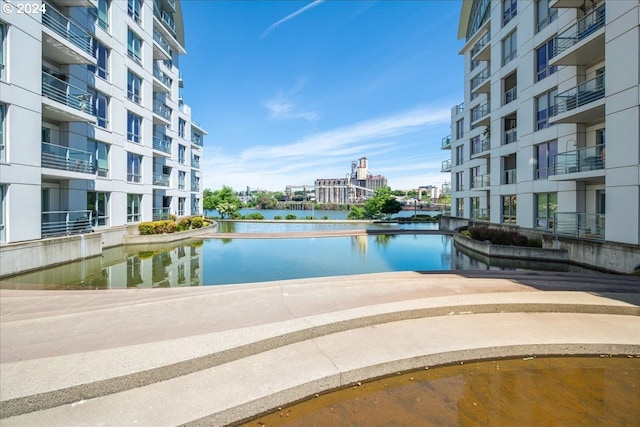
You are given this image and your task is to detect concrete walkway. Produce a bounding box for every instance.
[1,270,639,426]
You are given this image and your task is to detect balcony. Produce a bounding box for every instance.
[504,128,517,145]
[191,182,200,192]
[191,133,203,147]
[49,0,97,7]
[42,70,96,122]
[441,159,452,173]
[42,2,96,65]
[152,135,172,155]
[551,74,605,124]
[554,212,605,240]
[549,0,584,7]
[503,168,517,184]
[504,86,517,105]
[470,67,490,93]
[41,142,95,175]
[191,157,200,169]
[441,182,451,194]
[441,135,452,150]
[153,30,171,60]
[472,208,490,222]
[178,72,184,87]
[152,65,172,92]
[192,119,207,134]
[551,144,605,179]
[153,99,171,123]
[452,102,464,116]
[471,174,490,189]
[42,210,93,237]
[471,138,491,157]
[152,207,171,221]
[552,4,605,66]
[471,104,490,126]
[470,31,490,61]
[153,172,170,186]
[163,0,176,12]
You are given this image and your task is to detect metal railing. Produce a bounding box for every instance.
[553,73,605,116]
[535,216,554,230]
[42,71,94,115]
[441,135,451,149]
[471,174,490,189]
[153,65,172,88]
[153,135,171,154]
[472,208,490,222]
[191,157,200,169]
[42,210,93,237]
[503,168,517,184]
[471,104,490,122]
[153,172,170,186]
[554,4,605,56]
[42,1,94,55]
[471,31,490,57]
[536,166,555,179]
[41,142,95,174]
[472,138,490,155]
[554,212,605,240]
[470,67,490,91]
[554,144,605,175]
[127,172,141,183]
[441,159,452,172]
[153,99,171,120]
[192,119,203,129]
[152,207,170,221]
[504,86,517,104]
[504,128,517,145]
[153,30,171,56]
[453,102,464,115]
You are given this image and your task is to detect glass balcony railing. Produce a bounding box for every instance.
[472,138,490,155]
[554,144,605,175]
[454,102,464,115]
[441,159,452,172]
[191,157,200,169]
[471,104,490,122]
[554,4,605,56]
[472,208,490,222]
[504,128,517,145]
[152,65,172,88]
[152,207,170,221]
[153,172,170,186]
[554,212,605,240]
[504,86,517,104]
[191,134,203,146]
[471,31,490,57]
[42,1,94,56]
[470,68,490,91]
[471,174,490,189]
[441,135,452,149]
[153,99,171,120]
[152,135,172,154]
[154,1,176,35]
[42,210,93,237]
[441,182,451,194]
[503,168,517,184]
[42,70,94,115]
[153,29,171,55]
[41,142,95,174]
[553,73,605,116]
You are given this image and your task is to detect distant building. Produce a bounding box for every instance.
[418,185,441,201]
[315,157,387,204]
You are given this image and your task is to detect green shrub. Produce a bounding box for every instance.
[179,217,192,229]
[138,223,155,235]
[285,214,297,220]
[274,215,282,220]
[322,215,329,220]
[245,213,265,220]
[169,214,177,222]
[191,217,204,228]
[527,237,543,248]
[303,216,316,220]
[469,226,529,247]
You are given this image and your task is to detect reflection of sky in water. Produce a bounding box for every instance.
[216,222,439,233]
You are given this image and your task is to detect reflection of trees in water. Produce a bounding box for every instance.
[217,221,236,233]
[374,234,396,246]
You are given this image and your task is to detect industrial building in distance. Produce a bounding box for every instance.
[315,157,387,205]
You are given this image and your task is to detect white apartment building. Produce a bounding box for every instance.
[0,0,206,244]
[444,0,639,248]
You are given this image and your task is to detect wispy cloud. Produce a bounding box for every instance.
[264,93,319,122]
[261,0,325,38]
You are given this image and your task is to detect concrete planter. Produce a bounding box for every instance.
[454,233,569,262]
[123,221,217,245]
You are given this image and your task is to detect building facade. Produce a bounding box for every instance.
[315,157,388,205]
[445,0,639,247]
[0,0,206,244]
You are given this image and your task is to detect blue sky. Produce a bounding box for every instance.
[179,0,465,192]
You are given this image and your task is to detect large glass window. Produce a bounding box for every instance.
[455,119,464,139]
[127,70,142,104]
[0,23,5,80]
[127,152,142,183]
[535,140,557,179]
[537,0,557,32]
[178,144,185,164]
[503,0,517,26]
[456,171,464,191]
[96,0,109,30]
[502,195,517,224]
[0,104,5,163]
[88,41,109,80]
[455,145,464,166]
[456,198,464,217]
[536,39,557,81]
[536,89,557,130]
[88,192,110,227]
[536,192,557,230]
[466,0,490,40]
[178,197,185,216]
[127,193,141,222]
[127,111,141,143]
[178,118,186,138]
[127,0,142,23]
[178,170,186,190]
[88,139,109,177]
[0,185,5,242]
[502,31,517,65]
[88,88,109,129]
[127,29,142,63]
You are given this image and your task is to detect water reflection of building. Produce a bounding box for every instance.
[124,243,203,288]
[351,235,369,253]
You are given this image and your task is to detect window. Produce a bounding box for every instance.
[0,23,5,80]
[503,0,517,26]
[536,0,557,32]
[470,197,480,219]
[127,111,141,143]
[88,192,110,226]
[178,171,186,190]
[536,39,557,81]
[502,195,517,224]
[127,29,142,63]
[535,140,557,179]
[455,119,464,140]
[88,139,109,177]
[127,152,142,182]
[455,171,464,191]
[192,154,200,169]
[536,192,557,229]
[0,185,5,242]
[503,72,517,105]
[0,104,5,162]
[178,144,185,164]
[88,41,109,80]
[88,88,109,129]
[504,115,517,144]
[191,174,200,192]
[178,118,186,138]
[96,0,109,30]
[536,89,557,130]
[127,0,142,23]
[456,198,464,217]
[502,31,517,65]
[127,193,142,222]
[127,70,142,104]
[455,145,464,166]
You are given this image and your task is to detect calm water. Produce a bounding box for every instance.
[1,232,597,290]
[206,208,441,220]
[216,221,438,233]
[240,356,640,427]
